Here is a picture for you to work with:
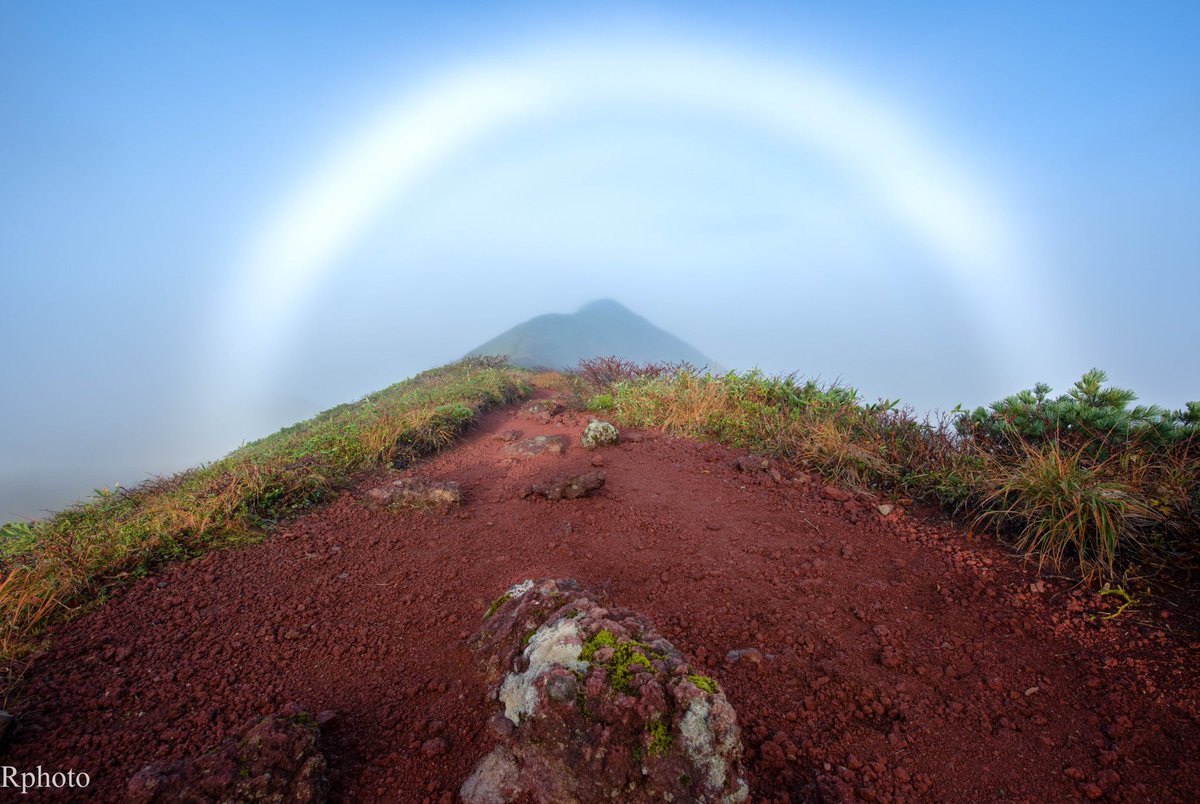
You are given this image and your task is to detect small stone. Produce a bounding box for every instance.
[876,504,894,516]
[821,485,853,502]
[735,455,770,472]
[725,647,764,665]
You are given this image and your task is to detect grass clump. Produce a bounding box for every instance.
[0,357,530,670]
[977,440,1155,581]
[571,358,1198,585]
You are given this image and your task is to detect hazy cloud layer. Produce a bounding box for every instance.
[2,2,1197,518]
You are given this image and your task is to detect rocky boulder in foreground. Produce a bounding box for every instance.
[463,578,748,803]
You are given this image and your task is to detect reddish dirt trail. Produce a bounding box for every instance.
[5,396,1199,802]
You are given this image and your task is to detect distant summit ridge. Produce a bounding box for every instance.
[467,299,715,370]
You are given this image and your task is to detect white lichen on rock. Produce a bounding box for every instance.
[498,617,586,724]
[460,746,522,804]
[681,698,749,802]
[468,578,748,803]
[581,420,619,449]
[506,579,534,597]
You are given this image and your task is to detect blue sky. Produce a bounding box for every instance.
[2,1,1198,517]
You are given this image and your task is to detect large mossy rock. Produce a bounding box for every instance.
[463,579,748,803]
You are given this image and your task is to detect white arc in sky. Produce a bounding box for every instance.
[217,37,1055,403]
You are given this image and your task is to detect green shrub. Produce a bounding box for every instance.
[960,368,1199,453]
[587,393,615,412]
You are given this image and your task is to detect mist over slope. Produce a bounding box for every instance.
[466,299,716,370]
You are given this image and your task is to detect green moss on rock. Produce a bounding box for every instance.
[485,593,512,619]
[608,642,653,693]
[580,630,658,694]
[646,720,673,756]
[579,629,616,662]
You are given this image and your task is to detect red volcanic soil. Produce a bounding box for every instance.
[5,396,1200,802]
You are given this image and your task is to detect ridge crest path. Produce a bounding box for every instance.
[6,393,1198,801]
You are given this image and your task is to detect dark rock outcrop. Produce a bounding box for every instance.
[521,471,606,501]
[504,435,568,457]
[521,400,564,424]
[126,703,328,803]
[464,579,748,802]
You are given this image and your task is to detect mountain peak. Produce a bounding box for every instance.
[577,298,631,315]
[467,299,715,370]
